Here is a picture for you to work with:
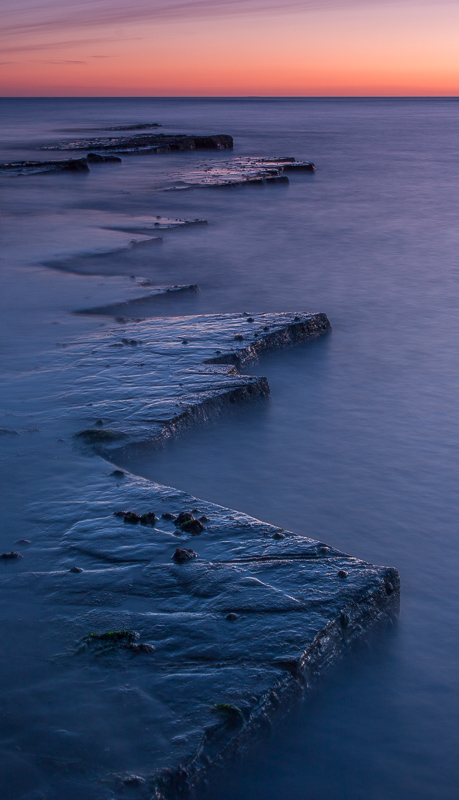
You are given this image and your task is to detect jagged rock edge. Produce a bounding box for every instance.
[153,571,400,799]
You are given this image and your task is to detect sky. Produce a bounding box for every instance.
[1,0,459,96]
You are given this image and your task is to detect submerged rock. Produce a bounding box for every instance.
[172,548,198,563]
[0,551,22,560]
[82,629,156,654]
[75,429,126,444]
[86,152,122,163]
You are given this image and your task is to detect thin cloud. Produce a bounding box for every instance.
[0,36,139,56]
[43,59,87,64]
[0,0,427,38]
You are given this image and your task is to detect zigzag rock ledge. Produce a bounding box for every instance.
[0,309,400,799]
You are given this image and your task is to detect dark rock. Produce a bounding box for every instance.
[122,774,146,787]
[69,566,84,573]
[172,548,197,563]
[273,531,284,540]
[264,175,289,184]
[130,642,155,654]
[182,339,189,344]
[60,158,90,172]
[385,581,395,595]
[110,469,125,478]
[182,519,204,534]
[123,512,141,525]
[75,429,125,444]
[175,512,204,534]
[84,629,140,651]
[226,612,238,622]
[105,123,160,131]
[340,612,350,629]
[338,569,348,578]
[94,419,104,426]
[86,152,122,163]
[121,338,139,346]
[274,658,301,679]
[0,158,90,175]
[0,551,22,560]
[247,317,254,323]
[282,161,316,172]
[234,335,244,341]
[161,512,176,521]
[175,511,194,527]
[193,135,233,150]
[44,132,233,155]
[0,427,20,436]
[199,515,210,523]
[113,510,141,524]
[140,512,157,527]
[210,703,244,728]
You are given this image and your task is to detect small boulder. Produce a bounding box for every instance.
[0,551,22,560]
[114,511,141,524]
[172,548,197,563]
[140,512,157,527]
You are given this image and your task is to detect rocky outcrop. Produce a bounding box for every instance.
[0,308,400,799]
[0,466,399,800]
[43,133,234,155]
[166,156,316,189]
[54,311,332,453]
[0,154,122,175]
[0,157,91,175]
[75,283,200,316]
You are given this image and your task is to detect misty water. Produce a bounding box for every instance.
[1,98,459,799]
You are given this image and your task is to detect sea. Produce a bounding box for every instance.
[1,97,459,800]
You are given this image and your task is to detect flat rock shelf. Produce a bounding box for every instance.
[0,311,400,799]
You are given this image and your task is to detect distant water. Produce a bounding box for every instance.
[1,97,459,800]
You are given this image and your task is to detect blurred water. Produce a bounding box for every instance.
[1,97,459,799]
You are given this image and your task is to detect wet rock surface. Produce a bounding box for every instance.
[0,307,399,797]
[43,133,234,155]
[75,283,200,317]
[0,466,399,799]
[165,156,316,190]
[0,157,92,175]
[35,311,330,453]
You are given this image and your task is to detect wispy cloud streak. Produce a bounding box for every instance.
[1,0,421,38]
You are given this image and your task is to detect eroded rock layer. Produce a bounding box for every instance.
[0,309,400,799]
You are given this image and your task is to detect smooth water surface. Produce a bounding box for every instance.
[1,97,459,799]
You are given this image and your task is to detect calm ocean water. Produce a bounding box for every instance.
[1,97,459,799]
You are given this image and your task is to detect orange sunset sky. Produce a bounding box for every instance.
[1,0,459,96]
